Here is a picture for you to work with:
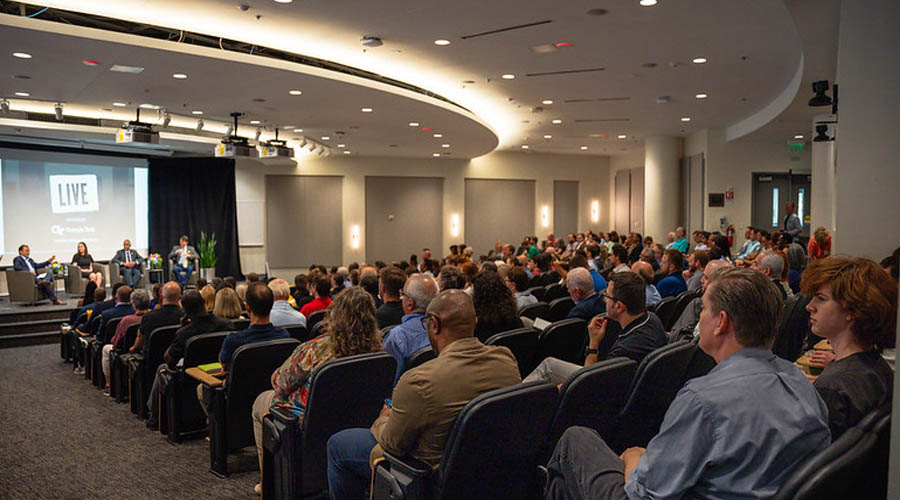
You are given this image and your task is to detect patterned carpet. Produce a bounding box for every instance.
[0,344,258,499]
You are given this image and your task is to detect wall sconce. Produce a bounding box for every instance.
[450,213,460,238]
[541,205,550,228]
[350,224,360,249]
[590,200,600,223]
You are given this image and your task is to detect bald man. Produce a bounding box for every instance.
[631,260,662,306]
[326,290,521,500]
[669,259,733,343]
[134,281,184,428]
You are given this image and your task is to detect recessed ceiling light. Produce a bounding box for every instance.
[692,57,707,64]
[139,103,157,109]
[695,93,708,99]
[544,135,552,139]
[293,128,303,132]
[361,107,373,113]
[14,92,30,97]
[434,39,451,46]
[337,144,346,148]
[250,120,261,124]
[681,116,692,122]
[274,0,292,3]
[172,73,188,79]
[552,119,562,124]
[521,145,529,149]
[344,151,351,154]
[433,133,443,138]
[441,144,450,148]
[542,99,554,105]
[639,0,658,6]
[112,102,127,107]
[432,153,441,157]
[191,110,203,115]
[580,146,588,150]
[501,74,516,80]
[12,52,32,59]
[288,89,303,95]
[82,60,100,66]
[110,64,144,74]
[408,122,419,127]
[321,136,330,140]
[794,135,804,139]
[617,134,627,139]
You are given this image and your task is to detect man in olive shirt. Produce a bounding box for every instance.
[326,290,521,499]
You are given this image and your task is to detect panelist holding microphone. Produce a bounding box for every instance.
[112,239,144,287]
[169,235,198,288]
[14,244,64,305]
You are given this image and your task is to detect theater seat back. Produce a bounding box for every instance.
[485,327,540,378]
[307,310,328,331]
[518,302,550,321]
[547,297,575,322]
[405,347,436,373]
[143,325,180,380]
[535,319,587,365]
[283,324,309,343]
[182,331,229,367]
[525,286,546,302]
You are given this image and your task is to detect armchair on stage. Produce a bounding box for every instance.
[5,268,51,305]
[109,261,146,288]
[65,263,105,295]
[168,253,198,287]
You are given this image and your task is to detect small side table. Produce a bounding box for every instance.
[148,268,164,285]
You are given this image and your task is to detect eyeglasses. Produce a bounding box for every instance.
[420,313,441,331]
[601,292,620,303]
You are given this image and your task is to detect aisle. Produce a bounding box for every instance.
[0,344,258,499]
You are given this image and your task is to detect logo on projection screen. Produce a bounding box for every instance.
[49,175,99,214]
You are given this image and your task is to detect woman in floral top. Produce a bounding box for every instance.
[251,286,381,484]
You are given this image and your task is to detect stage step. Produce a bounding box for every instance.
[0,331,59,349]
[0,307,76,349]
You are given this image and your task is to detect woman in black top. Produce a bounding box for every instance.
[72,241,102,286]
[471,271,523,343]
[804,257,897,438]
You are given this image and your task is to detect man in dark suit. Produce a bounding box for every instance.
[168,235,198,287]
[111,239,144,287]
[13,244,62,305]
[95,286,134,342]
[566,267,606,321]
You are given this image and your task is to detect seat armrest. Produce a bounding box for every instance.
[383,451,432,478]
[372,451,432,500]
[262,406,299,454]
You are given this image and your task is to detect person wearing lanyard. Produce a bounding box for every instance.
[13,244,63,305]
[112,239,144,287]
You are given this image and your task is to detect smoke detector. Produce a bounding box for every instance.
[361,36,383,48]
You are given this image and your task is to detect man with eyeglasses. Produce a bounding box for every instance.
[381,273,439,385]
[523,272,667,385]
[326,290,521,499]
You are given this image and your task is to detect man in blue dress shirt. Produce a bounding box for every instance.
[783,201,802,238]
[381,273,439,385]
[545,268,830,500]
[655,249,687,299]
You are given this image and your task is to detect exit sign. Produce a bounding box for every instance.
[789,143,804,153]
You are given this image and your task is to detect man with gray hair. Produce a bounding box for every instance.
[268,278,307,327]
[102,288,150,394]
[669,259,732,343]
[752,249,788,299]
[382,273,439,385]
[566,267,606,321]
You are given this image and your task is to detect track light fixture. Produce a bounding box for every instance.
[161,109,171,128]
[1,99,9,113]
[196,118,204,132]
[298,137,308,148]
[54,102,63,121]
[255,127,262,141]
[225,125,234,136]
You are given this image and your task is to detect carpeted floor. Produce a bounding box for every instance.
[0,344,259,499]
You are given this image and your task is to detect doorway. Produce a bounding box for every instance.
[751,172,811,240]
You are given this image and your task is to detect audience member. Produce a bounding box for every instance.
[752,250,788,299]
[566,267,606,321]
[882,246,900,281]
[472,271,524,342]
[692,231,709,251]
[300,273,332,317]
[382,273,439,384]
[438,265,466,291]
[291,274,313,309]
[525,271,666,384]
[96,285,135,345]
[808,226,832,260]
[640,247,659,272]
[131,282,183,354]
[671,226,689,253]
[150,283,162,309]
[631,260,661,307]
[213,287,243,319]
[802,257,897,438]
[326,290,521,499]
[656,249,687,299]
[101,288,149,394]
[710,234,733,262]
[223,276,237,289]
[376,266,407,329]
[668,259,732,342]
[268,278,307,327]
[684,250,710,294]
[610,244,630,274]
[545,268,829,499]
[626,233,644,265]
[246,272,260,283]
[199,284,216,311]
[506,266,538,309]
[235,283,248,304]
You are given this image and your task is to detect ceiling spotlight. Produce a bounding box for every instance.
[441,144,450,148]
[617,134,627,139]
[12,52,32,59]
[54,103,63,121]
[580,146,588,150]
[172,73,188,79]
[433,133,443,138]
[552,119,562,124]
[361,107,373,113]
[139,103,157,109]
[293,128,303,132]
[692,57,707,64]
[408,122,420,127]
[544,135,552,139]
[808,80,833,107]
[434,39,451,46]
[639,0,658,6]
[542,99,554,105]
[162,110,171,127]
[255,128,262,141]
[14,92,30,97]
[337,144,346,148]
[521,145,529,149]
[191,110,203,115]
[112,102,127,107]
[274,0,292,3]
[250,120,260,125]
[196,118,204,131]
[501,74,516,80]
[680,116,691,122]
[432,153,441,157]
[289,89,303,96]
[343,151,352,155]
[794,135,804,139]
[1,100,9,113]
[321,136,330,140]
[695,93,708,99]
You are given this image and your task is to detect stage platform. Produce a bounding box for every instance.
[0,295,79,349]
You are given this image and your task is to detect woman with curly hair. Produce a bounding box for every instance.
[250,287,381,489]
[471,271,523,343]
[803,257,897,438]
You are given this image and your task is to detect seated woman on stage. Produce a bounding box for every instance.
[803,257,898,438]
[72,241,102,286]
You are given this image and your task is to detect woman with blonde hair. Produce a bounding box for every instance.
[199,284,216,312]
[213,287,243,319]
[250,287,381,490]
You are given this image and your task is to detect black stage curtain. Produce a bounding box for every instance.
[148,157,242,279]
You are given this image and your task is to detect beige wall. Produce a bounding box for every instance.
[235,150,610,277]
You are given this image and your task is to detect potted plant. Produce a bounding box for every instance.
[198,231,218,282]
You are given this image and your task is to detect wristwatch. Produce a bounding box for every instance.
[585,347,599,356]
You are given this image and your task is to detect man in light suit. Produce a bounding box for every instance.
[168,235,198,287]
[13,244,63,305]
[111,239,144,287]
